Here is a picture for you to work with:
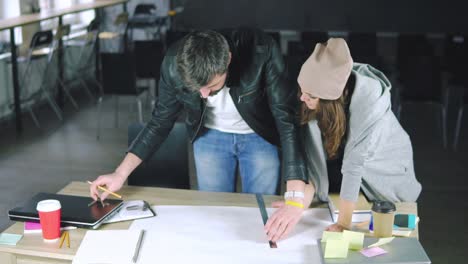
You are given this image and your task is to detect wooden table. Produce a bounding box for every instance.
[0,181,418,264]
[0,0,128,133]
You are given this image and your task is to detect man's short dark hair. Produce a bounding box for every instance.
[176,30,230,91]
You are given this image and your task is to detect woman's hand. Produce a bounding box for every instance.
[325,223,349,232]
[264,199,304,242]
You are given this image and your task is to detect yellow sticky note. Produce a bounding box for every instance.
[343,230,365,250]
[324,239,349,258]
[321,231,343,242]
[368,237,395,248]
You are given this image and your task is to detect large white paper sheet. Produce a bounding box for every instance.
[72,230,142,264]
[129,206,333,264]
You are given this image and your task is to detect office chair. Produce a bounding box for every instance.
[301,31,328,49]
[62,21,101,106]
[97,51,147,140]
[397,55,449,148]
[445,35,468,150]
[15,30,64,127]
[127,122,190,189]
[165,30,189,49]
[347,32,383,68]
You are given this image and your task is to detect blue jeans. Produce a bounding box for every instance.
[193,129,280,194]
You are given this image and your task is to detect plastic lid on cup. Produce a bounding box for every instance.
[36,199,61,212]
[372,200,396,214]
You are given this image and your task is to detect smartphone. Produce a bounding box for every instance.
[394,214,418,229]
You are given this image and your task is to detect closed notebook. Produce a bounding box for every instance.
[73,230,142,264]
[8,193,123,229]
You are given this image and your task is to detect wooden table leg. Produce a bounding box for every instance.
[0,252,17,264]
[10,27,23,133]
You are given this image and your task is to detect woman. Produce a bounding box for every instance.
[297,38,421,232]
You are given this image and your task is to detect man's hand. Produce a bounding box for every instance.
[89,171,126,201]
[264,199,304,242]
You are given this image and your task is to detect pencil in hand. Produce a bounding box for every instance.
[87,181,122,199]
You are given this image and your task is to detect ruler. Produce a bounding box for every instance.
[255,193,278,248]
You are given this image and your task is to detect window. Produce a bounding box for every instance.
[39,0,95,35]
[0,1,22,45]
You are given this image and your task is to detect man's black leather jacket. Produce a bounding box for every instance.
[129,28,307,182]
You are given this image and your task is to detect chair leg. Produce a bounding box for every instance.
[79,78,96,102]
[453,105,464,151]
[59,81,79,110]
[27,105,41,129]
[397,104,402,121]
[441,106,448,149]
[43,90,63,121]
[137,98,143,123]
[96,96,103,140]
[114,95,119,128]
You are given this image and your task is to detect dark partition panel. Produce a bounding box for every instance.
[173,0,467,33]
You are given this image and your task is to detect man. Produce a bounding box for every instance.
[90,28,308,240]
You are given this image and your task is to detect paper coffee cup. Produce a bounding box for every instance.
[36,199,61,242]
[371,201,396,238]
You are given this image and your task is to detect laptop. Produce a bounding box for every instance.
[8,193,123,229]
[319,237,431,264]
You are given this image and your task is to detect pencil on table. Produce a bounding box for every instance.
[66,231,70,248]
[59,231,66,248]
[87,181,122,199]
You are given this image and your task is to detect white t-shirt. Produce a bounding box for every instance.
[204,86,254,134]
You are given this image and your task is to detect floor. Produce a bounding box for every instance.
[1,88,468,263]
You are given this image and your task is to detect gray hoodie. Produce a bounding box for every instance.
[303,63,422,203]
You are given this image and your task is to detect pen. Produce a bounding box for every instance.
[87,181,122,199]
[132,230,145,263]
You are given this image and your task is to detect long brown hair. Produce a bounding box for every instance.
[300,74,355,159]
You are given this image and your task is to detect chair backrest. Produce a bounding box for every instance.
[134,40,165,79]
[101,52,137,95]
[397,34,434,67]
[134,4,157,15]
[348,32,378,58]
[114,12,129,26]
[165,30,189,48]
[30,30,53,49]
[301,31,328,49]
[55,24,71,40]
[266,31,281,47]
[127,122,190,189]
[445,35,468,84]
[287,41,309,57]
[399,55,443,102]
[286,54,307,87]
[87,19,100,33]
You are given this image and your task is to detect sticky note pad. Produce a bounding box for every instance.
[368,237,395,248]
[324,239,349,258]
[0,233,23,246]
[343,230,364,250]
[361,246,388,257]
[321,231,343,242]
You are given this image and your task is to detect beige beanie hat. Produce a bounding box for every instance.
[297,38,353,100]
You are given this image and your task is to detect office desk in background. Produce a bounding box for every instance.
[0,181,418,264]
[0,0,128,134]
